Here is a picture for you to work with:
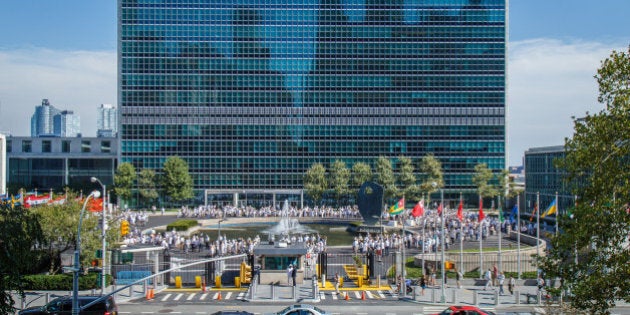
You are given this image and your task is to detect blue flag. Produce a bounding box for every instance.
[509,204,518,222]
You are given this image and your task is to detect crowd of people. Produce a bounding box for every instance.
[176,204,362,220]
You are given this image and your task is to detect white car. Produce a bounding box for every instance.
[267,304,331,315]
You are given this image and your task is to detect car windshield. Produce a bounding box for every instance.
[439,309,454,315]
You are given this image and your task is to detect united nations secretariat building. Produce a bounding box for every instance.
[118,0,506,205]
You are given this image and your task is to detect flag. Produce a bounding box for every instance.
[499,207,505,223]
[509,204,518,222]
[541,198,557,218]
[478,197,485,222]
[437,203,443,216]
[89,198,104,212]
[457,200,463,221]
[411,199,425,217]
[529,204,538,222]
[388,197,405,216]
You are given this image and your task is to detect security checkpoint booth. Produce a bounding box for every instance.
[253,241,308,285]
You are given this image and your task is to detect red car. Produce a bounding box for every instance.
[431,305,496,315]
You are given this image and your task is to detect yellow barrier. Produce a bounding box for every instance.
[175,276,182,288]
[339,277,344,287]
[357,276,363,288]
[215,275,222,288]
[195,276,202,288]
[235,276,241,288]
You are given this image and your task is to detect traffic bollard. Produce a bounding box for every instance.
[494,290,499,305]
[473,291,478,305]
[452,289,458,304]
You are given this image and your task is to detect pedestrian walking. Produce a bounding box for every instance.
[287,264,293,286]
[492,263,498,286]
[508,275,516,295]
[537,275,545,293]
[334,272,340,295]
[420,276,426,295]
[483,268,493,290]
[291,265,297,287]
[455,268,463,289]
[497,272,505,295]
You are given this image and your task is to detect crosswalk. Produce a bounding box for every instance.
[154,290,398,302]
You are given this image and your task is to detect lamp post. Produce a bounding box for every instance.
[73,190,101,315]
[91,177,107,295]
[439,187,445,303]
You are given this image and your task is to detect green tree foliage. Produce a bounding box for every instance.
[114,162,136,203]
[472,163,497,199]
[138,169,159,208]
[542,47,630,314]
[351,161,373,189]
[29,193,115,275]
[375,156,397,201]
[0,204,43,314]
[418,154,444,200]
[329,160,351,205]
[304,163,327,205]
[397,156,420,200]
[162,156,194,203]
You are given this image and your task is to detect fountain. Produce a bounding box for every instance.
[263,200,315,237]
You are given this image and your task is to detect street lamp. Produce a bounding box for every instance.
[73,190,101,315]
[90,177,107,295]
[432,182,446,303]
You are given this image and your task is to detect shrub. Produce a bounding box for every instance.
[166,219,198,231]
[23,273,111,290]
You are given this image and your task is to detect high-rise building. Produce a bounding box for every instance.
[97,104,118,137]
[30,99,81,137]
[31,99,60,137]
[54,110,81,137]
[119,0,506,201]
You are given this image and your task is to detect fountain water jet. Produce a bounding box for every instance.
[263,200,315,236]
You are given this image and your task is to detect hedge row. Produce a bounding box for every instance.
[166,219,198,231]
[23,273,112,290]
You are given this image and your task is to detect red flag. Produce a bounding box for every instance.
[437,203,443,216]
[478,197,485,222]
[457,200,463,221]
[89,198,104,212]
[529,204,538,222]
[411,199,425,217]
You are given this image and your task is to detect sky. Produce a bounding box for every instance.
[1,1,629,166]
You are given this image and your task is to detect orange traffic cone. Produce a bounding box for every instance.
[146,288,154,300]
[361,291,366,300]
[217,292,223,300]
[344,292,350,300]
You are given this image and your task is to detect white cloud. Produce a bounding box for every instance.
[507,38,626,166]
[0,47,116,137]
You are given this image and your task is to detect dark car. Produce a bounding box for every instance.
[266,304,331,315]
[18,295,117,315]
[430,305,496,315]
[211,312,255,315]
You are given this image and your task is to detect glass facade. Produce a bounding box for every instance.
[119,0,506,197]
[524,145,571,212]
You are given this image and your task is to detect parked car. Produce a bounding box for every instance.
[18,295,117,315]
[430,305,496,315]
[267,304,331,315]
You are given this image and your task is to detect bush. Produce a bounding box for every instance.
[166,219,198,231]
[23,273,112,290]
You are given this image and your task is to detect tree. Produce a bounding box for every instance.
[29,193,114,275]
[138,169,159,208]
[162,156,194,203]
[114,162,136,204]
[418,154,444,200]
[0,204,43,314]
[542,47,630,314]
[329,160,351,205]
[397,156,420,200]
[472,163,497,199]
[351,161,373,197]
[304,163,327,205]
[375,156,397,202]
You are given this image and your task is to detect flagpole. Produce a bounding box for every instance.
[535,191,540,272]
[401,195,407,297]
[440,189,445,303]
[516,194,521,279]
[479,195,483,280]
[459,192,463,273]
[498,195,502,272]
[555,191,559,235]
